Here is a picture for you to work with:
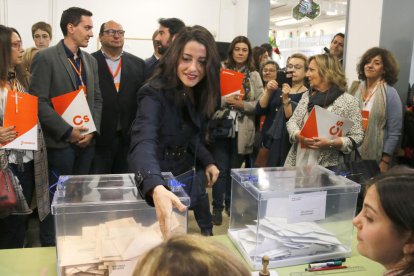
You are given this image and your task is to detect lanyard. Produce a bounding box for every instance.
[107,57,122,80]
[67,58,86,93]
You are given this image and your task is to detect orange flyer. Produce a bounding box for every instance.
[220,69,245,97]
[51,89,96,135]
[2,90,38,150]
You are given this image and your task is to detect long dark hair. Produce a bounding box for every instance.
[224,36,255,71]
[365,166,414,274]
[150,25,220,118]
[0,25,12,84]
[9,27,28,90]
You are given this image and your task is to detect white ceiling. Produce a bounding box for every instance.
[269,0,348,30]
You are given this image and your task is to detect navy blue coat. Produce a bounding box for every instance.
[128,82,215,205]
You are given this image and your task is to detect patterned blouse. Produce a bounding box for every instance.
[284,91,364,167]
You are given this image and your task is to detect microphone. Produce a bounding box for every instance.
[323,47,330,54]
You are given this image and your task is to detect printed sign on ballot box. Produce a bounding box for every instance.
[300,106,354,148]
[1,90,38,150]
[51,89,96,135]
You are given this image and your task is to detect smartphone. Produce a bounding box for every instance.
[277,70,293,87]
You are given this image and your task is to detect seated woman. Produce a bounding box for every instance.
[284,54,364,168]
[255,54,308,167]
[353,166,414,276]
[133,234,251,276]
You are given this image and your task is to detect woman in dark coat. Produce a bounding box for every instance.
[128,26,220,238]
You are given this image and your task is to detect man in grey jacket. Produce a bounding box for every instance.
[29,7,102,246]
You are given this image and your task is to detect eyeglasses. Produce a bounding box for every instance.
[11,41,23,50]
[103,29,125,36]
[263,69,276,73]
[287,64,304,70]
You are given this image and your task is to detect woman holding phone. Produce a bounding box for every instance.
[255,53,308,167]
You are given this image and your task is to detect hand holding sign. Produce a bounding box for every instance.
[51,89,96,135]
[300,106,354,149]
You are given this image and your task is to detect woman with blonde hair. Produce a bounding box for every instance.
[284,54,364,167]
[134,234,251,276]
[21,46,39,82]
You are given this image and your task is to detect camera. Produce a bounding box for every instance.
[277,70,293,87]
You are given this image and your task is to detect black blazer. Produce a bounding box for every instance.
[128,82,215,205]
[144,54,158,80]
[92,51,145,146]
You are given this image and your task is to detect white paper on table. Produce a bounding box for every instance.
[287,191,327,223]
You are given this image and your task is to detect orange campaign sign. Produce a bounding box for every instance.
[2,91,38,150]
[220,69,245,97]
[300,106,354,148]
[51,89,96,135]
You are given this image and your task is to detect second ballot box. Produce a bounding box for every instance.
[227,165,360,269]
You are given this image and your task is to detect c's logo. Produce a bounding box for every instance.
[329,120,343,136]
[73,115,90,125]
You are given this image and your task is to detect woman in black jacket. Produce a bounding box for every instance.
[129,26,220,238]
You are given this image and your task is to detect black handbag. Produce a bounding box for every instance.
[208,109,236,140]
[327,138,380,213]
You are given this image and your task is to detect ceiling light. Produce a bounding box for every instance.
[275,17,309,27]
[326,10,338,16]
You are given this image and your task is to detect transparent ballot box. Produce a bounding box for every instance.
[228,165,360,269]
[51,173,190,276]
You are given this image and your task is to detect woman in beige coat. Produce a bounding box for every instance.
[210,36,263,225]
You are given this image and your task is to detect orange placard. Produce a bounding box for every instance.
[220,69,245,97]
[51,89,96,134]
[361,110,369,131]
[2,90,38,150]
[51,90,80,115]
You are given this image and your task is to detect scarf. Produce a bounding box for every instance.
[354,81,387,162]
[228,65,252,101]
[307,85,344,112]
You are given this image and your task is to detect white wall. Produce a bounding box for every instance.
[1,0,249,59]
[344,0,383,83]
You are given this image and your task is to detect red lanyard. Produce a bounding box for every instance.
[107,57,122,79]
[67,58,86,93]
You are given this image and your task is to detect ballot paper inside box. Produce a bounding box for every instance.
[51,173,190,276]
[228,165,360,270]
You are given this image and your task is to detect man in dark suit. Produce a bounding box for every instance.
[144,17,185,79]
[91,20,145,173]
[29,7,102,245]
[144,30,160,80]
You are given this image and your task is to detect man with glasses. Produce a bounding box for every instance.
[29,7,102,246]
[144,17,185,79]
[91,20,145,173]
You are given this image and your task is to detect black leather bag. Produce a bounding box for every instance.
[327,138,380,213]
[208,109,236,140]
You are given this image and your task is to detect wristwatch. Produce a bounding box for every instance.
[329,138,335,148]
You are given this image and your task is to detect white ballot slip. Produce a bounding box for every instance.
[52,89,96,135]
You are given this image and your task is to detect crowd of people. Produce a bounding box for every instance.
[0,5,413,275]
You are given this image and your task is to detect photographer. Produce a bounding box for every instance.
[255,54,308,167]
